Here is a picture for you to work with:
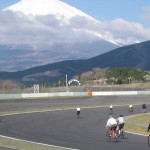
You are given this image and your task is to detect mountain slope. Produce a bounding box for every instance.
[0,41,118,71]
[88,40,150,69]
[0,40,150,85]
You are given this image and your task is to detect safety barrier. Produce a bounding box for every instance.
[92,91,138,96]
[87,90,92,96]
[0,91,150,99]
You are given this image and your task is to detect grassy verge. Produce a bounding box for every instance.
[125,113,150,135]
[0,135,69,150]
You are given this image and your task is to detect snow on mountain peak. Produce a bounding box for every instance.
[4,0,96,21]
[1,0,137,71]
[2,0,124,47]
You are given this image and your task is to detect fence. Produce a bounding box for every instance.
[0,83,150,94]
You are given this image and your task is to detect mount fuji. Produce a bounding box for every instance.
[4,0,96,21]
[0,0,134,71]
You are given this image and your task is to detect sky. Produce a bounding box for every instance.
[0,0,150,27]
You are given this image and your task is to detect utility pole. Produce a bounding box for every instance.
[66,74,68,92]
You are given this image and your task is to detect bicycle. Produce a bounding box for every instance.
[142,108,146,113]
[142,104,146,113]
[119,128,125,139]
[77,111,80,118]
[128,107,133,112]
[110,108,113,115]
[148,134,150,146]
[106,128,119,142]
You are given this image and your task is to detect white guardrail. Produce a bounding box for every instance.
[0,91,150,99]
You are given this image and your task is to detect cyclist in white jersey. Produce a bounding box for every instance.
[106,116,117,135]
[117,115,125,134]
[76,107,80,117]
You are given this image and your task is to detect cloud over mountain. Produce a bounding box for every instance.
[0,10,112,47]
[0,0,150,71]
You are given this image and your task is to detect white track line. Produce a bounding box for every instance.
[0,135,79,150]
[125,131,147,136]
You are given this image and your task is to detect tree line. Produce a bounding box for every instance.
[74,67,150,85]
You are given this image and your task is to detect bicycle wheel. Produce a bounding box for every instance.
[106,131,111,142]
[148,135,150,146]
[114,130,119,142]
[120,130,125,139]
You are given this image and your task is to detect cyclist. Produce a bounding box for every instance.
[117,115,125,135]
[142,104,146,113]
[109,104,113,114]
[128,104,133,112]
[76,107,80,118]
[106,116,117,137]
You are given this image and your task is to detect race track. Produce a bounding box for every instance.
[0,95,150,150]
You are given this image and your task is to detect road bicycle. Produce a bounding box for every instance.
[106,128,119,142]
[142,104,146,113]
[118,128,125,139]
[77,111,80,118]
[148,134,150,146]
[109,109,113,115]
[115,125,125,139]
[142,108,146,113]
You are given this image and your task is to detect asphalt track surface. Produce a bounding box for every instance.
[0,95,150,150]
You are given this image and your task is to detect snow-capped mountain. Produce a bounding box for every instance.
[0,0,140,71]
[4,0,118,45]
[4,0,96,21]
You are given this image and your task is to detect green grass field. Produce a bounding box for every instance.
[125,113,150,135]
